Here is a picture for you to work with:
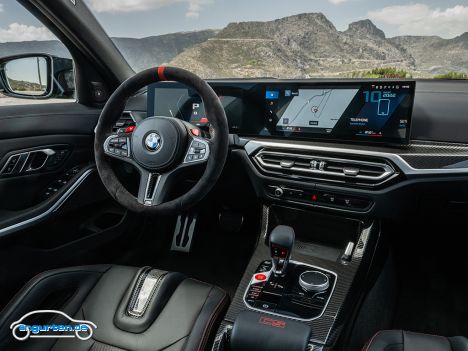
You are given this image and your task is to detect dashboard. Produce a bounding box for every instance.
[120,78,468,218]
[147,81,415,145]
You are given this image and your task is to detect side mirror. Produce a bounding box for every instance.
[0,54,74,99]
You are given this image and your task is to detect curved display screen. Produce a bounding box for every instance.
[265,82,415,144]
[148,80,415,145]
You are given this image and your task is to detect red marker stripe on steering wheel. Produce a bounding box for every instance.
[157,66,167,81]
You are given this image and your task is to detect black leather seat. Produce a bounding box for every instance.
[364,330,468,351]
[0,265,229,351]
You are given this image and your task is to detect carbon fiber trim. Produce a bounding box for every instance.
[212,207,376,348]
[127,268,167,318]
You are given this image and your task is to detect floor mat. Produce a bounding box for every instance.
[119,208,260,298]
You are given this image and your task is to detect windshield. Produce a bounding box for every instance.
[90,1,466,79]
[0,0,468,79]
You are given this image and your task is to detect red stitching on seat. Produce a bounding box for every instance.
[363,330,391,351]
[363,330,450,351]
[196,288,229,351]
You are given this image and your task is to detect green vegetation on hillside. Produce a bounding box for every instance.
[8,79,45,92]
[434,72,468,79]
[350,67,412,79]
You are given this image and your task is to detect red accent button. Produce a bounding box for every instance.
[125,125,135,133]
[200,117,209,123]
[191,128,201,136]
[255,274,267,281]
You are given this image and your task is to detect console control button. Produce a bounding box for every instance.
[299,271,330,292]
[312,292,328,304]
[273,187,284,197]
[246,282,265,302]
[254,274,267,281]
[254,301,277,311]
[245,261,336,320]
[265,280,285,294]
[266,185,372,211]
[284,188,303,198]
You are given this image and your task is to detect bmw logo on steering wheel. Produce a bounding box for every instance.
[144,132,162,152]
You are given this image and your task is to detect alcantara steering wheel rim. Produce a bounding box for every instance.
[94,66,229,215]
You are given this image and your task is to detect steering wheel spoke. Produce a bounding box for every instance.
[137,170,171,206]
[182,136,210,165]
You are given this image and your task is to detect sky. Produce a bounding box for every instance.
[0,0,467,42]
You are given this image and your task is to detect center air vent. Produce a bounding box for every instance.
[254,149,397,187]
[112,112,136,133]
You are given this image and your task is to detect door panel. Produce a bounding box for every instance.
[0,101,143,309]
[0,103,100,138]
[0,102,101,235]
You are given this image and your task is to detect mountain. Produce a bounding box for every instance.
[0,14,466,78]
[112,30,217,71]
[7,78,45,93]
[345,19,385,39]
[0,29,218,71]
[170,14,417,78]
[391,33,468,74]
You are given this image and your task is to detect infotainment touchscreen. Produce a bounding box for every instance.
[265,81,415,144]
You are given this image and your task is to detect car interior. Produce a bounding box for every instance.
[0,1,467,351]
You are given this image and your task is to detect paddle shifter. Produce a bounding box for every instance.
[269,225,295,276]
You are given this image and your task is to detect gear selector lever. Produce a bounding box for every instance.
[269,225,295,276]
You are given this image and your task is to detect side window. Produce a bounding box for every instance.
[0,2,75,106]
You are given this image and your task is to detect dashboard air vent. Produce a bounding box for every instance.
[254,149,397,187]
[112,112,136,133]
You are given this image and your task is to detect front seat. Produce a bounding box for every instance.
[364,330,468,351]
[0,265,229,351]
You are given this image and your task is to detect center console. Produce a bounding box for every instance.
[244,226,337,321]
[244,260,336,321]
[212,205,379,351]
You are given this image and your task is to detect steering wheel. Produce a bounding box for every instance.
[94,66,229,215]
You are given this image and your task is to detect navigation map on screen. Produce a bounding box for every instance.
[266,82,414,143]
